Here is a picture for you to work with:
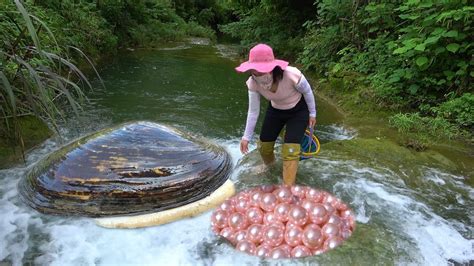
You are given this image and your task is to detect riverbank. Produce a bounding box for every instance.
[0,116,52,169]
[308,72,473,182]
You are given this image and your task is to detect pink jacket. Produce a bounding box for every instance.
[242,66,316,141]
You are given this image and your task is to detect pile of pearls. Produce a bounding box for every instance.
[211,185,355,259]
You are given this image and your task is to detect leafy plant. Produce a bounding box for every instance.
[0,0,99,157]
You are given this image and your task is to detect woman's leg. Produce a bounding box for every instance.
[281,102,309,185]
[258,106,286,165]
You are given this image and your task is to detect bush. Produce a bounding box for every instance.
[433,93,474,129]
[389,113,460,141]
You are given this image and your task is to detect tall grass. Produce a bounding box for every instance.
[0,0,101,159]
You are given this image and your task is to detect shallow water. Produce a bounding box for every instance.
[0,44,472,265]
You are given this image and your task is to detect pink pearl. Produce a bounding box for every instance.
[219,227,234,241]
[341,229,352,239]
[323,236,343,250]
[302,225,324,249]
[263,225,284,247]
[249,190,264,207]
[291,185,307,198]
[308,204,328,225]
[269,247,290,259]
[323,194,338,206]
[219,200,235,213]
[211,210,228,229]
[273,203,291,222]
[255,244,272,257]
[336,202,348,211]
[263,212,278,225]
[285,221,299,229]
[287,206,308,227]
[246,207,264,224]
[233,230,247,243]
[260,193,278,212]
[228,212,249,231]
[268,221,286,231]
[235,198,250,214]
[340,209,355,219]
[324,203,335,215]
[305,188,324,202]
[304,223,321,231]
[327,214,342,226]
[246,224,264,244]
[274,186,293,203]
[236,191,249,201]
[279,244,292,255]
[211,225,220,234]
[300,199,316,212]
[284,225,303,247]
[321,223,340,239]
[291,245,312,258]
[236,240,256,255]
[260,184,275,193]
[313,248,326,255]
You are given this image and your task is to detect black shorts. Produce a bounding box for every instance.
[260,96,309,144]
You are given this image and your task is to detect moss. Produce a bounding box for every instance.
[323,138,457,172]
[0,116,52,169]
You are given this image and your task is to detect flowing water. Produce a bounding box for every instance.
[0,43,472,265]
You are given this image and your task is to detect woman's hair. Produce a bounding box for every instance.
[272,66,284,83]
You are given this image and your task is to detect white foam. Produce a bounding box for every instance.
[1,136,473,265]
[317,124,356,140]
[348,178,473,264]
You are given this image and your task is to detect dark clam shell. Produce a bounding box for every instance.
[19,122,232,217]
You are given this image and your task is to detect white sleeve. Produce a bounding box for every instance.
[242,91,260,141]
[295,75,317,117]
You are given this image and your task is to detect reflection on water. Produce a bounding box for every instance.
[0,44,472,265]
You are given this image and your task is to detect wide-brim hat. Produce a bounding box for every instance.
[235,43,289,73]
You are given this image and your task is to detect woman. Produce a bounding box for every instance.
[236,43,317,185]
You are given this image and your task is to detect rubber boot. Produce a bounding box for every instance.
[257,140,275,165]
[282,143,301,186]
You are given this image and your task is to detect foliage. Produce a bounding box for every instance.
[432,93,474,129]
[219,0,314,59]
[0,0,95,155]
[297,0,473,135]
[388,111,466,150]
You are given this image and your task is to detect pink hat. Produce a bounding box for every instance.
[235,44,289,73]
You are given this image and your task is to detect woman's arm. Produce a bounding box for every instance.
[295,75,317,118]
[242,90,261,141]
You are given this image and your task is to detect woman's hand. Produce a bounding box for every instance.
[240,139,249,154]
[309,117,317,128]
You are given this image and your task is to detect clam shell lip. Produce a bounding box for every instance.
[19,121,232,217]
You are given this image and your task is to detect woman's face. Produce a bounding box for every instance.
[250,70,270,77]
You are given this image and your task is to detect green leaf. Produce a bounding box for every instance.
[402,39,417,49]
[416,57,429,66]
[388,74,401,83]
[443,30,458,38]
[332,63,342,73]
[446,43,460,53]
[424,36,439,45]
[470,71,474,78]
[415,43,426,51]
[368,26,379,33]
[393,47,408,54]
[444,70,455,80]
[431,28,446,36]
[408,84,419,94]
[435,47,446,54]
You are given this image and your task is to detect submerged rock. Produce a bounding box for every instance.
[19,122,232,217]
